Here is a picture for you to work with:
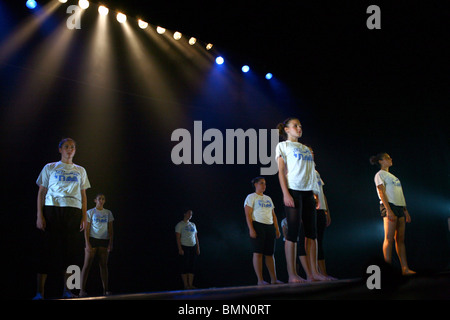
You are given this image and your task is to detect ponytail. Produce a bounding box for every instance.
[369,152,386,168]
[277,117,298,140]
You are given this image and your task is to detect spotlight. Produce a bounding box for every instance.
[215,56,224,65]
[26,0,37,9]
[58,0,68,3]
[98,5,109,16]
[138,19,148,29]
[156,26,166,34]
[78,0,89,10]
[241,65,250,73]
[173,31,182,40]
[265,73,273,80]
[188,37,197,45]
[206,43,213,50]
[116,12,127,23]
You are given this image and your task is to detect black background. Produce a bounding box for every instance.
[0,0,448,299]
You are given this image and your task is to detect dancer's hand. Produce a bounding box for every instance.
[387,208,397,222]
[404,209,411,223]
[283,194,295,207]
[36,215,46,231]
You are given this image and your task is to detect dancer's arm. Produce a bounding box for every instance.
[277,157,294,207]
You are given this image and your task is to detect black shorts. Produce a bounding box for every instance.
[37,206,83,274]
[250,221,276,256]
[179,245,197,274]
[380,203,405,218]
[89,237,109,248]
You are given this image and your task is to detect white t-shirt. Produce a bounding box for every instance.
[374,170,406,206]
[316,170,327,211]
[36,161,91,209]
[175,221,197,247]
[244,193,275,225]
[87,208,114,239]
[275,141,320,194]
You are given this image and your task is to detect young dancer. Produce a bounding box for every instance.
[370,152,415,275]
[80,193,114,297]
[244,177,282,285]
[276,118,327,282]
[310,147,336,280]
[175,210,200,289]
[34,138,91,299]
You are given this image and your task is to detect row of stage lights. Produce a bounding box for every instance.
[25,0,274,79]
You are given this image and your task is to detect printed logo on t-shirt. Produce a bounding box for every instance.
[257,199,273,208]
[391,177,401,187]
[54,170,80,183]
[93,215,108,223]
[293,148,313,161]
[184,225,195,232]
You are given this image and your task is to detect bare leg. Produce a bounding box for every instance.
[33,273,47,299]
[395,217,415,275]
[383,217,396,264]
[299,255,313,280]
[306,238,328,281]
[97,247,110,294]
[264,255,282,284]
[253,253,268,285]
[187,273,196,289]
[80,247,97,296]
[285,240,305,283]
[181,274,189,289]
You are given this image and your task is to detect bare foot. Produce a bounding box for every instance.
[257,280,270,286]
[310,273,329,281]
[271,280,284,285]
[402,269,416,276]
[288,275,306,283]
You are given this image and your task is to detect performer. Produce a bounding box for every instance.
[244,177,282,285]
[175,210,200,289]
[370,152,415,275]
[310,147,337,280]
[34,138,91,299]
[80,193,114,297]
[276,118,327,282]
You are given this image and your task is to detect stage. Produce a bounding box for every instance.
[73,272,450,300]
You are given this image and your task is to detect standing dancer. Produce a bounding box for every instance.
[244,177,282,285]
[80,193,114,297]
[175,210,200,289]
[309,147,336,280]
[370,153,415,275]
[34,138,91,299]
[276,118,327,282]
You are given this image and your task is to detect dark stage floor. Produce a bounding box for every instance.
[72,272,450,300]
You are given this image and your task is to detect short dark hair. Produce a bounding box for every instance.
[58,138,76,149]
[251,176,265,189]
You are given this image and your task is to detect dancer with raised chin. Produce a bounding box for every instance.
[276,118,327,283]
[370,152,415,276]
